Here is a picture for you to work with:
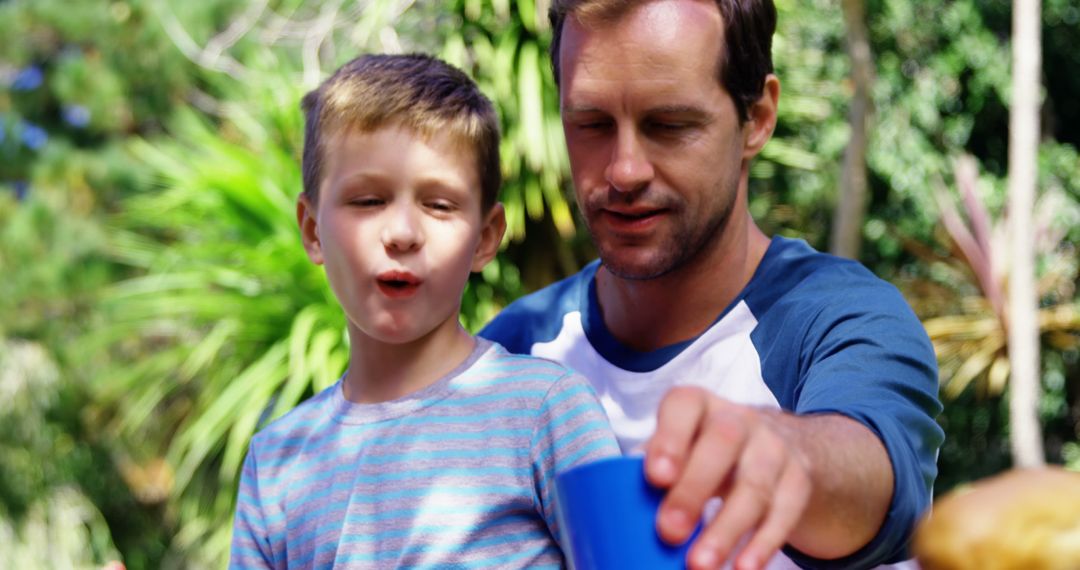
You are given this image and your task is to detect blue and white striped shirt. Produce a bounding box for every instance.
[229,338,620,569]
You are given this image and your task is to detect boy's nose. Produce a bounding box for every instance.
[381,205,424,252]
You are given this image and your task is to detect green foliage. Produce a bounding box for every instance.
[0,186,178,569]
[440,0,575,242]
[0,338,138,569]
[750,0,848,242]
[87,96,345,564]
[0,204,122,562]
[862,1,1080,482]
[0,180,107,522]
[0,338,67,522]
[0,487,119,570]
[1,0,204,166]
[432,0,594,291]
[1,0,269,566]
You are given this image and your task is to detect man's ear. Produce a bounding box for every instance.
[741,74,780,160]
[471,203,507,272]
[297,193,324,265]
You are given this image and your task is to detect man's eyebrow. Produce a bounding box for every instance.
[561,105,603,115]
[646,104,711,118]
[561,104,712,118]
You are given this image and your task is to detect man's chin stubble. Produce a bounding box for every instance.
[597,245,686,281]
[597,213,731,282]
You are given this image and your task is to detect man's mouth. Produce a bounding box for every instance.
[599,207,667,230]
[606,209,662,220]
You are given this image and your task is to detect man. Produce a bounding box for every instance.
[480,0,943,569]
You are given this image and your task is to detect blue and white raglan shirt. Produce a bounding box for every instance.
[480,236,944,570]
[229,338,620,569]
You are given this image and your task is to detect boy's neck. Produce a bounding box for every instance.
[342,318,477,404]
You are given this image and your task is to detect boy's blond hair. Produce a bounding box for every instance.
[301,53,501,212]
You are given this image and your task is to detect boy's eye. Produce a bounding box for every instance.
[426,200,455,212]
[350,197,384,208]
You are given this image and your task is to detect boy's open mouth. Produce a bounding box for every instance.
[376,270,421,298]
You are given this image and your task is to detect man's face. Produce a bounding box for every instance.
[559,0,751,280]
[299,125,497,344]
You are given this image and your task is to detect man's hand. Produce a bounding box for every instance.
[645,386,812,570]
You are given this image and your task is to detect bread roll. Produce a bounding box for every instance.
[913,467,1080,570]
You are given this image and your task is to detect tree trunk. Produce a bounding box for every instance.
[831,0,874,260]
[1007,0,1044,468]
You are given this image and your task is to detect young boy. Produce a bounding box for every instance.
[228,54,620,569]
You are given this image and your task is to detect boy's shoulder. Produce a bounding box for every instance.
[450,339,595,405]
[248,342,585,448]
[248,380,340,450]
[467,339,579,386]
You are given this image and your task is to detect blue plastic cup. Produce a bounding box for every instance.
[555,456,702,569]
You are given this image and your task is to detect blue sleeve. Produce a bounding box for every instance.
[229,444,276,569]
[480,263,596,354]
[479,308,531,353]
[784,281,943,568]
[529,373,622,543]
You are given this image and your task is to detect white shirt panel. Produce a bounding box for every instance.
[531,300,779,453]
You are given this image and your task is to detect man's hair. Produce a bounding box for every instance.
[301,53,501,212]
[548,0,777,124]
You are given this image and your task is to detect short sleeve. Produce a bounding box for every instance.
[529,372,621,542]
[229,443,275,569]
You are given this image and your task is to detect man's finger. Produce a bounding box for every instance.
[734,461,812,570]
[657,408,747,545]
[645,386,710,488]
[687,427,786,569]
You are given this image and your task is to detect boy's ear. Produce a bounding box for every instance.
[471,203,507,272]
[741,74,780,160]
[297,193,325,265]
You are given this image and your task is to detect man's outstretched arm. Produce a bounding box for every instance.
[645,387,894,570]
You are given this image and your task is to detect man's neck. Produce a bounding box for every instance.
[596,213,771,353]
[342,318,476,404]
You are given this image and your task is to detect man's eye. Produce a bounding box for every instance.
[650,121,689,132]
[577,121,612,131]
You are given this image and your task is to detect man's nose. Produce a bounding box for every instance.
[604,128,654,195]
[381,203,424,252]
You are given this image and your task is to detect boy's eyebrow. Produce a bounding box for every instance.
[415,177,471,196]
[332,171,472,195]
[334,171,390,188]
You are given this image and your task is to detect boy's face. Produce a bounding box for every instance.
[297,124,504,345]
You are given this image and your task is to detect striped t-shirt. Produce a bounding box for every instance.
[229,338,620,569]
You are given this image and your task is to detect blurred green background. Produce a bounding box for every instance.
[1,0,1077,567]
